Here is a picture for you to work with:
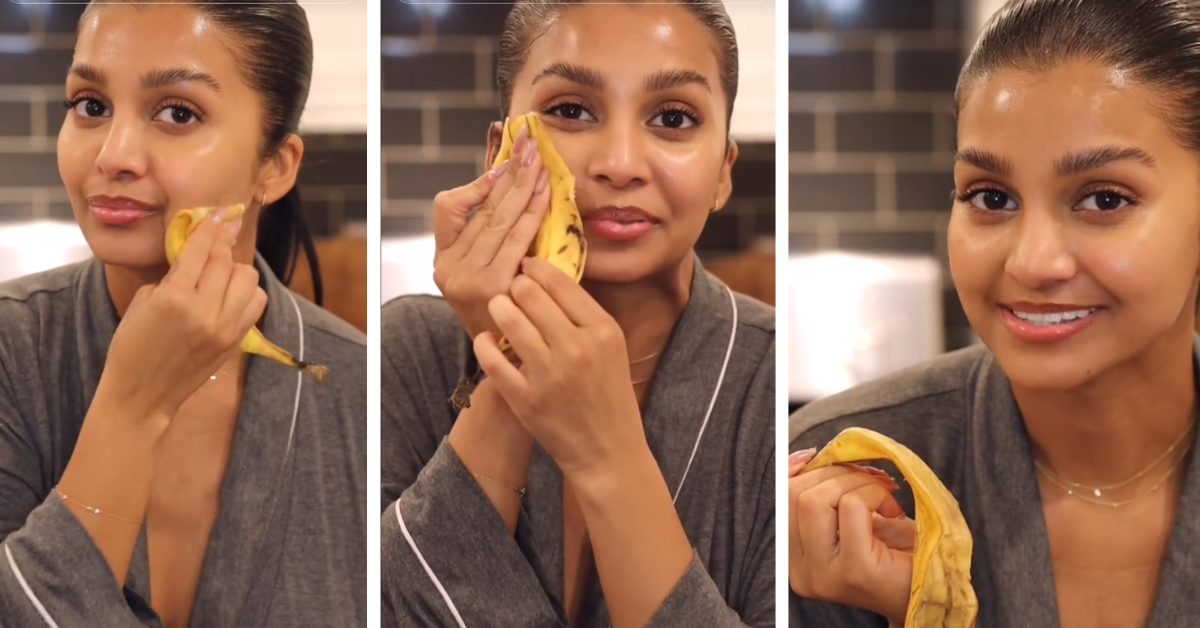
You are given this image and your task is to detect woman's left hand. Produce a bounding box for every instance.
[474,256,645,478]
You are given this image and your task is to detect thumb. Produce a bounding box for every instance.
[432,164,508,250]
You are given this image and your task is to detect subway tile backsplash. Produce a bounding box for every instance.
[789,0,970,350]
[381,0,776,260]
[0,4,365,239]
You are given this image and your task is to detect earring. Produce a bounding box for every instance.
[261,191,267,208]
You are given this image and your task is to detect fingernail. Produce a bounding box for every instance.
[514,124,530,153]
[225,218,244,240]
[788,448,817,466]
[534,170,548,194]
[523,139,539,167]
[489,160,511,180]
[850,464,901,491]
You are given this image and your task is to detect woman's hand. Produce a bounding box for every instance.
[788,449,916,626]
[472,256,645,478]
[97,206,267,423]
[431,123,551,340]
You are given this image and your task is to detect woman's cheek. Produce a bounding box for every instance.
[151,138,255,208]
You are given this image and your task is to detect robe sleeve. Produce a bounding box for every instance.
[379,297,566,627]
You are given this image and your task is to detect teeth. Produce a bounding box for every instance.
[1012,308,1096,326]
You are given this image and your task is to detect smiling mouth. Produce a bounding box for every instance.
[1007,307,1100,326]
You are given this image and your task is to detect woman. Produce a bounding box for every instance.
[0,2,366,626]
[380,1,775,626]
[789,0,1200,626]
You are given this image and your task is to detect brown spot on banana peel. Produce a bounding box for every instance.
[488,112,588,356]
[801,427,979,628]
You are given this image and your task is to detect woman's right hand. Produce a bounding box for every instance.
[788,449,916,626]
[98,206,267,424]
[431,123,550,340]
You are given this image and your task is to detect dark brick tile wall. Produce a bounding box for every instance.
[789,0,971,350]
[382,1,776,260]
[0,4,364,242]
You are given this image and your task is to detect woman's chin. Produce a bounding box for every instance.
[81,232,169,271]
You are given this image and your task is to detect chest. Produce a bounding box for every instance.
[1042,490,1178,628]
[563,482,593,627]
[146,378,244,626]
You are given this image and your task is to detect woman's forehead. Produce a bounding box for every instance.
[957,63,1182,163]
[517,4,723,91]
[73,5,237,78]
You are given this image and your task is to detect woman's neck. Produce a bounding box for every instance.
[105,263,170,318]
[1013,321,1197,487]
[581,254,695,367]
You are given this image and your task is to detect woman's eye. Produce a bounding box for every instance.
[651,110,695,129]
[1078,191,1130,211]
[154,106,199,125]
[966,190,1016,211]
[74,98,111,118]
[548,103,594,122]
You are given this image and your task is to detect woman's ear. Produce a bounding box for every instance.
[712,138,739,213]
[259,135,304,205]
[485,120,505,170]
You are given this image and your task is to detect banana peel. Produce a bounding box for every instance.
[489,112,587,357]
[801,427,978,627]
[165,205,328,382]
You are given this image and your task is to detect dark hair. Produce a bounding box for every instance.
[496,0,739,133]
[957,0,1200,154]
[81,0,323,305]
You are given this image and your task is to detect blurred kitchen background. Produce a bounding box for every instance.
[788,0,1004,409]
[0,2,367,333]
[381,0,777,308]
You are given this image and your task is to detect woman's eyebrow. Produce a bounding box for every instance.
[1054,146,1156,175]
[955,147,1012,176]
[532,62,604,90]
[65,64,221,92]
[141,68,222,92]
[645,69,711,93]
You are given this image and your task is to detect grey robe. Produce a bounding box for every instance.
[0,257,367,627]
[380,260,776,627]
[788,341,1200,627]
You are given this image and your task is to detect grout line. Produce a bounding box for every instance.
[876,156,897,227]
[788,91,953,111]
[421,95,439,149]
[874,34,896,109]
[790,152,953,173]
[790,210,947,233]
[30,91,46,139]
[815,217,838,250]
[475,38,493,97]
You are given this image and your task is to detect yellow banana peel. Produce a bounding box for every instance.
[165,205,328,382]
[802,427,978,627]
[490,112,587,357]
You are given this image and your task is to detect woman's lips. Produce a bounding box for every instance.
[1000,303,1103,344]
[87,196,157,226]
[582,206,659,242]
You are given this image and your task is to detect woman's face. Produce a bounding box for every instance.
[950,60,1200,390]
[500,3,736,283]
[59,5,268,270]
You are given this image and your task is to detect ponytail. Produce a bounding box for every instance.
[256,185,324,306]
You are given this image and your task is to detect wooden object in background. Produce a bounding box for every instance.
[704,251,776,307]
[289,236,368,334]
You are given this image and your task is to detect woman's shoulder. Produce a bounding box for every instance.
[0,262,93,344]
[380,294,467,358]
[788,343,994,451]
[0,261,90,308]
[288,290,366,352]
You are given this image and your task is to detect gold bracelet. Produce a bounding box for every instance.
[54,487,143,525]
[471,474,526,499]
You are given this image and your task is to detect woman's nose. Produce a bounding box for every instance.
[585,117,651,189]
[94,114,148,181]
[1005,206,1077,290]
